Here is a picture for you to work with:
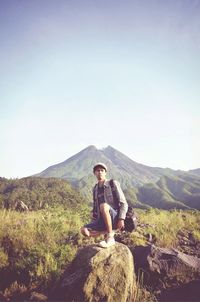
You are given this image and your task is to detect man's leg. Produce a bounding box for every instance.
[80,215,107,238]
[80,227,106,237]
[98,203,116,248]
[80,204,117,247]
[99,203,113,234]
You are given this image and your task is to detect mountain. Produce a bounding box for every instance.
[36,145,174,185]
[35,145,173,197]
[34,145,200,210]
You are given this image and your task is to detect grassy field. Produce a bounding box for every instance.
[0,205,90,299]
[0,206,199,301]
[131,208,200,247]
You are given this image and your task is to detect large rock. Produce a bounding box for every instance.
[50,243,135,302]
[133,244,200,301]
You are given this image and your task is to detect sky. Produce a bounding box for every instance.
[1,0,200,178]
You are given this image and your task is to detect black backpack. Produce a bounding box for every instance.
[109,179,137,232]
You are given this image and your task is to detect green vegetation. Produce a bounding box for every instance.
[115,208,200,252]
[0,205,90,297]
[137,174,200,210]
[2,158,200,211]
[136,208,200,248]
[0,176,200,301]
[0,176,91,298]
[0,177,86,210]
[1,206,199,300]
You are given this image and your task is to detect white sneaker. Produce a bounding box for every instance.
[98,237,115,248]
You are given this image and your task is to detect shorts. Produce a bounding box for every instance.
[84,205,118,231]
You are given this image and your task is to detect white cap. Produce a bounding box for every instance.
[93,162,107,172]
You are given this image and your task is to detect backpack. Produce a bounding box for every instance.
[109,179,137,232]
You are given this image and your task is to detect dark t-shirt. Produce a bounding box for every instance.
[97,185,105,205]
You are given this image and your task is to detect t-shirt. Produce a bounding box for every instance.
[97,185,105,204]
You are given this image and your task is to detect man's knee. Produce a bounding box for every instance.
[100,203,110,214]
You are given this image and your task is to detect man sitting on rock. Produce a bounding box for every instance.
[81,163,128,248]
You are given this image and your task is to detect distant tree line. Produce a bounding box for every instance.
[0,177,87,211]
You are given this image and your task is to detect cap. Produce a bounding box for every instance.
[93,162,107,173]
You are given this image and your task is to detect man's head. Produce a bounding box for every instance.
[93,163,107,173]
[93,163,107,182]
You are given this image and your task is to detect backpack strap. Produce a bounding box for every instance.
[109,179,120,210]
[93,183,98,202]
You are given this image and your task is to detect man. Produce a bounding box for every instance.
[81,163,128,248]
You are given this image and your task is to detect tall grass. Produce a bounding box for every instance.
[0,206,199,300]
[0,204,90,292]
[137,208,200,247]
[132,270,157,302]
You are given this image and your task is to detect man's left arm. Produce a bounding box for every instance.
[113,180,128,230]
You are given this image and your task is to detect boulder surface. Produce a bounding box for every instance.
[50,243,135,302]
[133,244,200,301]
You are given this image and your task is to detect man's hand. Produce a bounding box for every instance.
[91,211,96,221]
[117,219,125,230]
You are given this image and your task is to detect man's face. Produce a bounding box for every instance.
[94,167,106,181]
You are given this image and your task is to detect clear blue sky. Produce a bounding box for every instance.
[1,0,200,178]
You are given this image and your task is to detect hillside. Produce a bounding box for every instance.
[1,173,199,211]
[189,168,200,177]
[0,177,86,210]
[137,173,200,210]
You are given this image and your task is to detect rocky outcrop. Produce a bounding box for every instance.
[177,229,200,257]
[50,243,135,302]
[133,244,200,301]
[49,241,200,302]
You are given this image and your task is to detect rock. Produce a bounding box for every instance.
[50,243,135,302]
[0,292,6,301]
[133,245,200,300]
[177,229,200,257]
[159,279,200,302]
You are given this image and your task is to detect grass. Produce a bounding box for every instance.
[0,204,90,292]
[132,270,158,302]
[0,206,199,301]
[136,208,200,248]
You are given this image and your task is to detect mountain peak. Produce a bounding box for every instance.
[103,145,115,151]
[87,145,97,150]
[82,145,97,152]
